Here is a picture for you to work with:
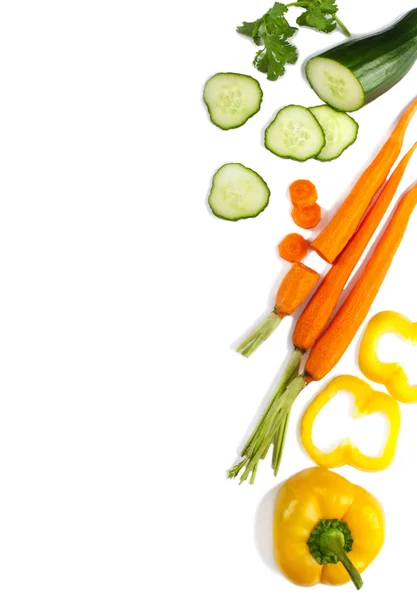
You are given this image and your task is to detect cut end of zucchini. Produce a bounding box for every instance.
[309,105,359,161]
[306,57,365,112]
[203,73,263,130]
[208,163,270,221]
[265,105,325,162]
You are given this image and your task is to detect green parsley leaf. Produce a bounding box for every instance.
[292,0,350,36]
[236,1,349,80]
[237,2,298,81]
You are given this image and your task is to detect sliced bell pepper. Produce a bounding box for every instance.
[274,467,385,589]
[359,310,417,403]
[301,375,401,471]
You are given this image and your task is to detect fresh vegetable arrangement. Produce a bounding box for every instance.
[203,1,417,592]
[230,180,417,484]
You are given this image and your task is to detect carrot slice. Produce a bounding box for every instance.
[312,97,417,263]
[275,263,320,317]
[289,180,318,208]
[278,233,309,263]
[293,142,417,351]
[292,204,321,229]
[305,183,417,382]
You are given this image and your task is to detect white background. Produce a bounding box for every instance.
[0,0,416,598]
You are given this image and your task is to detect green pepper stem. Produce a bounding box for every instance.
[319,530,363,590]
[236,312,283,358]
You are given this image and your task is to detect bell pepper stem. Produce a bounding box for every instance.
[236,312,282,358]
[309,521,363,591]
[320,531,363,590]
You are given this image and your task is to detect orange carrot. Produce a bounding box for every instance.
[312,97,417,263]
[293,142,417,351]
[236,263,319,358]
[278,233,309,262]
[289,179,318,208]
[306,183,417,381]
[292,203,321,229]
[275,263,320,316]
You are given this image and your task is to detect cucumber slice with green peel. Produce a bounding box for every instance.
[203,73,263,130]
[265,105,325,162]
[305,9,417,112]
[305,58,364,113]
[309,105,359,162]
[208,163,270,221]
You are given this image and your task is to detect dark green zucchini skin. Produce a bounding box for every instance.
[318,9,417,104]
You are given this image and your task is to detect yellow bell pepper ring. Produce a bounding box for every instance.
[359,310,417,403]
[301,375,401,471]
[274,467,385,590]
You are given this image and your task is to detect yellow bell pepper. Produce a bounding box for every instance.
[359,310,417,403]
[274,467,385,590]
[300,375,401,471]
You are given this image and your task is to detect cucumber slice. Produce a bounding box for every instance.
[203,73,263,130]
[309,105,359,161]
[306,58,365,112]
[208,163,270,221]
[265,105,325,162]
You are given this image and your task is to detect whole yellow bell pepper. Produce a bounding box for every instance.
[274,467,384,590]
[359,310,417,403]
[301,375,401,471]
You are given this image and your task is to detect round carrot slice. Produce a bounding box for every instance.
[292,204,322,229]
[278,233,309,263]
[289,180,318,208]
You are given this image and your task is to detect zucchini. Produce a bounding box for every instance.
[265,105,325,161]
[305,9,417,112]
[203,73,262,130]
[309,105,358,161]
[208,163,270,221]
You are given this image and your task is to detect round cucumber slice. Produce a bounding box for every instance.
[305,57,365,112]
[309,105,359,161]
[208,163,270,221]
[203,73,263,130]
[265,105,325,162]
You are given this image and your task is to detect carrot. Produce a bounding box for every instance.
[289,179,318,208]
[278,233,309,262]
[305,183,417,381]
[293,142,417,351]
[292,203,321,229]
[276,263,320,315]
[312,97,417,263]
[230,181,417,484]
[236,263,320,358]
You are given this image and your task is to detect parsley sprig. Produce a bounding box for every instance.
[237,1,350,81]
